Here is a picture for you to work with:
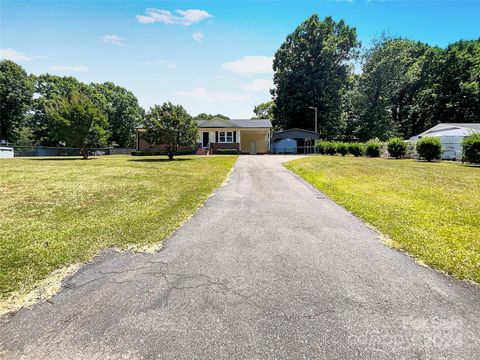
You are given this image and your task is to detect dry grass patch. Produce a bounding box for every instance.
[0,155,237,302]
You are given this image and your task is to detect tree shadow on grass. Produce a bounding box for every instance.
[30,157,97,161]
[460,163,480,168]
[128,158,192,163]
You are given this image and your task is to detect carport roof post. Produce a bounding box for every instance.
[308,107,318,134]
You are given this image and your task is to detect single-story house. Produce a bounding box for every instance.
[271,128,320,154]
[136,117,272,154]
[410,123,480,160]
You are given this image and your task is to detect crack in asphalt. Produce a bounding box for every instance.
[1,155,479,360]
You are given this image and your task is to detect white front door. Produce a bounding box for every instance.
[249,142,257,155]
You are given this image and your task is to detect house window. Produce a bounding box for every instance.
[219,131,234,143]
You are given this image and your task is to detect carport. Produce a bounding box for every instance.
[271,128,320,154]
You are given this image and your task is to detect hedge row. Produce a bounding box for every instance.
[317,138,439,161]
[214,148,239,155]
[316,139,382,158]
[316,134,480,163]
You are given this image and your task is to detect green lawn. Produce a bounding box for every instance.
[285,156,480,283]
[0,155,237,301]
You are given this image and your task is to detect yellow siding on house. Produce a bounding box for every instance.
[197,128,242,145]
[240,131,269,154]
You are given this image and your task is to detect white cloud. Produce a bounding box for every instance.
[222,56,273,76]
[141,59,177,69]
[49,65,89,72]
[177,9,212,25]
[175,88,250,103]
[192,31,204,42]
[100,34,125,46]
[239,78,272,91]
[0,48,31,61]
[136,8,212,26]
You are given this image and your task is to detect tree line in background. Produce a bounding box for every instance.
[0,59,232,158]
[0,60,145,149]
[256,14,480,141]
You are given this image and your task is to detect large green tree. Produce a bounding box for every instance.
[354,37,441,140]
[252,101,275,119]
[340,74,361,141]
[0,60,34,142]
[271,14,359,136]
[92,82,144,147]
[46,91,109,159]
[30,74,107,145]
[436,39,480,124]
[142,102,197,160]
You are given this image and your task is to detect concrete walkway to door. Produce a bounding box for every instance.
[1,155,479,359]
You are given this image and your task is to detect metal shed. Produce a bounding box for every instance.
[271,128,320,154]
[410,123,480,160]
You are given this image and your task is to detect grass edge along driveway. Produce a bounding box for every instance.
[0,155,237,308]
[284,156,480,284]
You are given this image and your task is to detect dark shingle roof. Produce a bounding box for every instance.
[195,118,272,128]
[136,118,272,129]
[229,119,272,128]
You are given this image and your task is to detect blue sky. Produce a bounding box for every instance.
[1,1,479,118]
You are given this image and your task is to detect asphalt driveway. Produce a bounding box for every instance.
[1,155,479,359]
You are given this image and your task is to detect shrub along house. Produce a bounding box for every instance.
[136,117,272,155]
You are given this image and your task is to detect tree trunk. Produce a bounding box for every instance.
[167,151,174,160]
[80,147,89,160]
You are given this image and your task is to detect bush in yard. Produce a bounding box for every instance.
[462,133,480,164]
[387,137,407,159]
[324,141,337,155]
[348,142,364,157]
[215,148,239,155]
[336,142,349,156]
[316,140,327,154]
[142,102,197,160]
[365,139,381,157]
[46,91,108,159]
[416,137,442,161]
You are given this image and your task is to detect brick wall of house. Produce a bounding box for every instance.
[137,131,195,153]
[211,143,240,154]
[137,137,168,151]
